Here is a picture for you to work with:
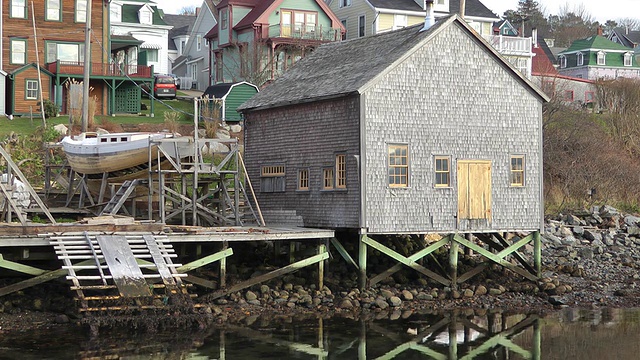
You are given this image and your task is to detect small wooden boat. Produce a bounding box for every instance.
[60,132,174,174]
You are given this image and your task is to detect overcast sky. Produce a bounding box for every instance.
[154,0,639,24]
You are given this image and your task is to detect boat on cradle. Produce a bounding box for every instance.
[60,132,174,175]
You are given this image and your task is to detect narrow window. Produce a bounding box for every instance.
[25,80,38,100]
[323,168,334,190]
[358,15,365,37]
[197,35,202,52]
[10,39,26,64]
[597,51,606,65]
[190,63,198,80]
[434,156,450,187]
[76,0,87,23]
[215,52,223,82]
[585,91,595,103]
[46,0,61,21]
[563,90,574,101]
[341,19,347,40]
[624,53,633,67]
[577,52,584,66]
[559,55,566,69]
[11,0,26,19]
[388,144,408,188]
[298,169,309,191]
[221,9,228,30]
[261,165,286,193]
[336,154,346,189]
[510,156,525,186]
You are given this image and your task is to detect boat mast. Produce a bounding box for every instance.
[82,0,93,132]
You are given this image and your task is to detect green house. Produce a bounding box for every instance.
[558,35,640,80]
[202,82,259,122]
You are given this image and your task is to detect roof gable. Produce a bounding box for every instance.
[367,0,498,20]
[233,0,344,30]
[563,35,633,54]
[239,15,547,112]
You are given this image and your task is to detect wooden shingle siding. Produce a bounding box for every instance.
[244,97,361,229]
[362,23,542,233]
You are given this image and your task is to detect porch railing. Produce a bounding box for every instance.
[267,24,341,42]
[45,61,153,78]
[482,35,533,55]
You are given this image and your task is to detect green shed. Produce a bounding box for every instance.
[202,82,259,122]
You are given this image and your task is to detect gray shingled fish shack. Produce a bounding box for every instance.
[238,14,550,288]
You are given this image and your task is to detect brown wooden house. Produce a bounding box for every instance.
[2,0,153,117]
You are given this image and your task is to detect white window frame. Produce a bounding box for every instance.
[393,14,407,30]
[339,0,351,8]
[11,0,26,19]
[597,51,606,65]
[624,52,633,67]
[197,35,202,52]
[26,80,38,100]
[46,0,61,21]
[559,55,567,69]
[76,0,87,23]
[577,52,583,66]
[358,15,365,38]
[110,3,122,22]
[10,39,27,65]
[190,63,198,81]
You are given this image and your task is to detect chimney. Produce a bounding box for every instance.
[532,28,538,48]
[597,26,603,36]
[195,7,200,17]
[421,0,435,31]
[459,0,466,19]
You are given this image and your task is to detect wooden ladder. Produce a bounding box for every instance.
[99,179,143,216]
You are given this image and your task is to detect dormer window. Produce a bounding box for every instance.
[624,52,633,67]
[139,6,153,25]
[597,51,606,65]
[221,9,228,30]
[577,52,584,66]
[559,55,567,69]
[110,3,122,22]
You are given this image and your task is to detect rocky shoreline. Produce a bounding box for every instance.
[1,205,639,333]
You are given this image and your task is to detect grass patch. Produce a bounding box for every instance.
[0,98,197,138]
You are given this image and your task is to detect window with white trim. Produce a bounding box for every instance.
[146,49,158,62]
[358,15,365,37]
[11,0,26,19]
[339,0,351,7]
[46,0,61,21]
[26,80,38,100]
[10,39,27,64]
[624,52,633,66]
[597,51,606,65]
[76,0,87,23]
[341,19,347,40]
[577,52,584,66]
[46,42,85,63]
[197,35,202,51]
[221,9,228,29]
[559,55,566,68]
[190,63,197,80]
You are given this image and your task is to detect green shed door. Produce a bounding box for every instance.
[114,86,141,113]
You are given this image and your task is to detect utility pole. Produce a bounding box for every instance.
[82,0,92,132]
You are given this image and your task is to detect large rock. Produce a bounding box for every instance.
[583,229,602,242]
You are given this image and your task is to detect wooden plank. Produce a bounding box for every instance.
[143,234,175,285]
[207,252,329,300]
[0,254,47,276]
[96,235,151,297]
[0,260,95,297]
[330,237,358,269]
[362,236,450,286]
[176,248,234,273]
[457,162,469,220]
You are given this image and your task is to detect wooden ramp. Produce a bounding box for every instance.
[50,232,191,312]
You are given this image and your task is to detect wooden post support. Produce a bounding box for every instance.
[358,234,368,289]
[358,320,367,360]
[533,318,541,360]
[330,237,359,269]
[318,243,325,290]
[221,241,228,288]
[448,316,458,360]
[534,231,541,278]
[449,236,459,289]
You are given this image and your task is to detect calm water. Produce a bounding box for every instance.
[0,308,639,359]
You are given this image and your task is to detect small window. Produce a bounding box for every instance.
[120,137,127,142]
[197,35,202,51]
[10,39,26,64]
[597,51,606,65]
[110,137,117,142]
[76,0,87,23]
[388,144,408,188]
[298,169,309,191]
[341,19,347,40]
[336,154,346,189]
[585,91,595,103]
[147,49,158,62]
[11,0,26,19]
[261,165,286,193]
[563,90,574,101]
[510,156,525,186]
[46,0,61,21]
[358,15,365,37]
[100,138,107,143]
[323,168,334,190]
[434,156,450,187]
[25,80,38,100]
[339,0,351,8]
[577,52,584,66]
[624,52,633,67]
[559,55,566,69]
[221,9,228,30]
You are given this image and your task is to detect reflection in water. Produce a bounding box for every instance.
[0,308,639,359]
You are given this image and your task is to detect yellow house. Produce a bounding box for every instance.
[326,0,499,40]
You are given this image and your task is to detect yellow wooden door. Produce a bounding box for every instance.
[457,160,492,222]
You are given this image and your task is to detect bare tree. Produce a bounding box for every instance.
[178,6,196,15]
[616,18,640,32]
